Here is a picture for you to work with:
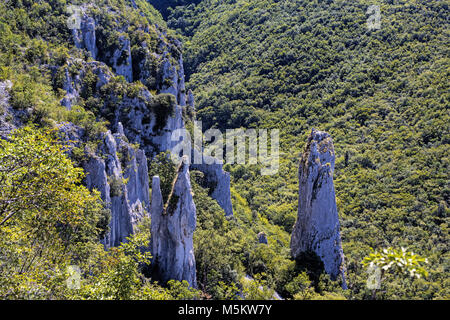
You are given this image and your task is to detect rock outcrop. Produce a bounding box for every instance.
[72,14,98,60]
[290,129,347,288]
[62,5,233,243]
[66,5,235,217]
[1,1,237,292]
[150,156,197,287]
[92,128,150,247]
[59,57,233,218]
[187,89,195,109]
[59,122,150,248]
[191,150,234,217]
[0,80,22,138]
[59,60,111,110]
[111,35,133,82]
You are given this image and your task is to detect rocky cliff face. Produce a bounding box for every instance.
[257,232,268,245]
[191,150,234,217]
[150,156,197,287]
[1,2,234,259]
[98,128,151,247]
[59,122,151,248]
[61,6,234,218]
[72,14,98,60]
[0,80,21,138]
[290,129,347,288]
[0,2,234,265]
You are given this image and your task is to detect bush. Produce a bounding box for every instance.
[150,93,176,132]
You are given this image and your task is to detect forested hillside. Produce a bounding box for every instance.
[149,0,202,18]
[0,0,319,300]
[0,0,200,299]
[165,0,449,299]
[0,0,448,300]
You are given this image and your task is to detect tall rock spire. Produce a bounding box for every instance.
[290,129,347,288]
[150,155,197,288]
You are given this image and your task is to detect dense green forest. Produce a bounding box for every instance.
[0,0,448,300]
[149,0,202,18]
[166,0,449,299]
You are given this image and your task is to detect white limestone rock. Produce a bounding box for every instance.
[177,55,187,107]
[159,53,187,106]
[290,128,347,288]
[111,35,133,82]
[59,60,112,110]
[62,30,234,221]
[258,232,268,245]
[150,156,197,288]
[72,15,98,60]
[0,80,21,138]
[191,150,234,217]
[60,68,78,110]
[112,92,184,157]
[187,89,195,109]
[160,55,179,98]
[81,128,150,248]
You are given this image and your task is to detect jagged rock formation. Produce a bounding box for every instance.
[72,14,98,60]
[59,122,150,248]
[56,4,234,246]
[160,54,181,102]
[58,57,184,156]
[150,156,197,287]
[92,128,151,247]
[187,89,195,109]
[59,60,111,110]
[290,129,347,288]
[111,35,133,82]
[0,3,234,254]
[62,11,234,216]
[71,8,187,105]
[1,0,232,292]
[191,150,234,216]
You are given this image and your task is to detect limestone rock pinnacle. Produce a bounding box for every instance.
[290,129,347,288]
[150,156,197,287]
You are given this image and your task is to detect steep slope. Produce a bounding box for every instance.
[0,0,448,300]
[0,0,233,291]
[0,0,235,242]
[167,0,449,299]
